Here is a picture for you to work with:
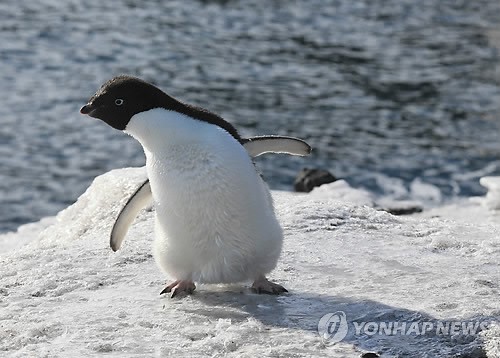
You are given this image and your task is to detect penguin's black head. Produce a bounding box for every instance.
[81,75,242,140]
[80,75,167,130]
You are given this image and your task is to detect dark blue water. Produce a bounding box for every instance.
[1,0,499,233]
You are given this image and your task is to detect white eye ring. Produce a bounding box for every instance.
[115,99,124,106]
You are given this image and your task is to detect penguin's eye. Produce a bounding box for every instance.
[115,99,124,106]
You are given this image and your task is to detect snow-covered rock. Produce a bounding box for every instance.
[1,168,499,357]
[481,176,500,211]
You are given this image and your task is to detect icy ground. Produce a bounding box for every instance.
[1,168,499,357]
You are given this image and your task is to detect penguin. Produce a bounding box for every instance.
[80,75,311,297]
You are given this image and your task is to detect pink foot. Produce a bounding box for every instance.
[160,280,196,298]
[251,276,288,295]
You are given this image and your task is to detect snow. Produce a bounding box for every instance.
[481,176,500,211]
[1,168,499,357]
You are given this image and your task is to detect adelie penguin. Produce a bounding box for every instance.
[80,75,311,297]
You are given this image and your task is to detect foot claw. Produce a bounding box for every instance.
[159,280,179,295]
[160,280,196,298]
[170,288,179,298]
[251,277,288,295]
[159,286,172,295]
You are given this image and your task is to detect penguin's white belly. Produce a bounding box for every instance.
[127,109,283,284]
[149,149,282,283]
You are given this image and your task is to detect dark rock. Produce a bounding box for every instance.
[360,353,379,358]
[384,206,423,216]
[294,168,337,193]
[376,199,424,216]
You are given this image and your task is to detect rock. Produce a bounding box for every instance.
[360,353,379,358]
[385,206,423,216]
[294,168,337,193]
[376,198,423,216]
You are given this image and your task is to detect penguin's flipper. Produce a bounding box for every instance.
[241,136,312,157]
[110,179,153,251]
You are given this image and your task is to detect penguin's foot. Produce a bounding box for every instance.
[160,280,196,298]
[251,276,288,295]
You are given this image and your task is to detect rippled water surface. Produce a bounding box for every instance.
[1,0,499,233]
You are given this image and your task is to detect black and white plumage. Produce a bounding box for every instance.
[80,75,311,296]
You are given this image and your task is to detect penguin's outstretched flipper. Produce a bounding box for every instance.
[242,135,311,157]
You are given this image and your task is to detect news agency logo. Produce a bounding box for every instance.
[317,311,349,342]
[318,311,494,343]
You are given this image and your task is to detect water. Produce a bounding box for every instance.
[1,0,499,233]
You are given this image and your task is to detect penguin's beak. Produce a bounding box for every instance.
[80,103,93,115]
